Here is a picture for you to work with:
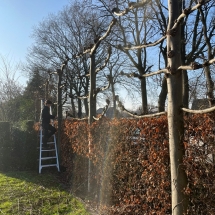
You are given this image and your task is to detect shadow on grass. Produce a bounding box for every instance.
[0,169,91,215]
[0,168,68,192]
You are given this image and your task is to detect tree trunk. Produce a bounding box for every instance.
[88,53,96,124]
[158,77,167,112]
[88,53,96,193]
[199,7,215,107]
[109,70,117,118]
[205,66,215,106]
[158,45,168,112]
[181,1,189,109]
[77,97,82,118]
[45,81,49,100]
[167,0,188,214]
[57,69,63,165]
[182,70,189,108]
[140,76,148,114]
[70,86,76,117]
[112,89,117,118]
[84,77,89,117]
[84,98,89,117]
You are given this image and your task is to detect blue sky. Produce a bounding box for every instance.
[0,0,70,84]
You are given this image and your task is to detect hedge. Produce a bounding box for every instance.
[60,113,215,215]
[0,120,38,171]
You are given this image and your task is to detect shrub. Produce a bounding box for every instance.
[61,113,215,214]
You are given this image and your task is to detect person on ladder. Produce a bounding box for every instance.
[42,100,57,148]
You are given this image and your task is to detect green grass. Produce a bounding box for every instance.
[0,171,90,215]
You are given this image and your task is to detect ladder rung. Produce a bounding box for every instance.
[37,147,56,151]
[41,156,57,160]
[41,149,56,152]
[41,164,58,168]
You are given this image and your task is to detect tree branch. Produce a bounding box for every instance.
[112,0,150,16]
[69,94,89,100]
[75,18,117,58]
[93,99,110,121]
[67,116,88,121]
[119,57,215,80]
[115,0,211,51]
[121,35,166,50]
[116,96,166,118]
[182,106,215,114]
[95,46,112,74]
[120,68,168,79]
[169,0,212,35]
[178,58,215,70]
[93,75,111,96]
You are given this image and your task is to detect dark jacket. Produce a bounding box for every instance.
[42,106,55,125]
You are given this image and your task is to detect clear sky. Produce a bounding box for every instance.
[0,0,70,85]
[0,0,143,109]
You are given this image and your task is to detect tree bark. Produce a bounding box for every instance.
[199,6,215,107]
[181,1,189,109]
[69,86,76,117]
[158,44,168,112]
[57,69,63,164]
[158,77,167,112]
[140,76,148,114]
[112,88,117,118]
[205,66,215,107]
[84,77,89,116]
[77,97,82,118]
[182,70,189,108]
[88,52,96,193]
[109,69,117,118]
[167,0,188,214]
[88,53,96,124]
[84,98,89,117]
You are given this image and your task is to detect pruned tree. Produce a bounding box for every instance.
[75,19,116,124]
[98,0,215,214]
[25,0,116,120]
[151,0,215,110]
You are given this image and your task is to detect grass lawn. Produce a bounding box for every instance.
[0,171,90,215]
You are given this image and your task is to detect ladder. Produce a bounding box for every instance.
[39,100,60,173]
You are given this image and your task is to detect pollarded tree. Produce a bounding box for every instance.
[102,48,142,117]
[105,0,215,214]
[97,0,158,113]
[151,0,215,110]
[26,0,111,117]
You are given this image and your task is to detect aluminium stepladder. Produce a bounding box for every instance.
[39,100,60,173]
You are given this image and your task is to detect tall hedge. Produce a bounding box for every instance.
[61,113,215,215]
[0,122,11,170]
[0,120,38,171]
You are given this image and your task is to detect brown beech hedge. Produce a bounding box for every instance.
[60,113,215,215]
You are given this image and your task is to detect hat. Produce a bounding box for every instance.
[45,100,52,105]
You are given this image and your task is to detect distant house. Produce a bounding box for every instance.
[96,107,115,118]
[191,99,210,110]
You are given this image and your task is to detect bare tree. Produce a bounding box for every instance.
[97,0,158,113]
[0,55,23,121]
[26,0,112,117]
[108,1,215,214]
[152,0,215,110]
